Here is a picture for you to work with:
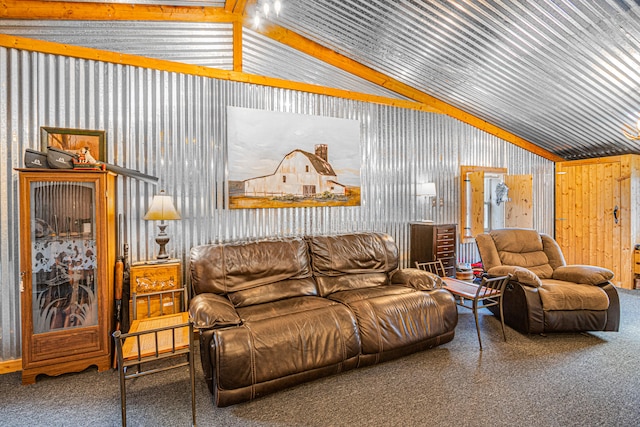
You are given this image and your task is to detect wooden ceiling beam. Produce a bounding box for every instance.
[1,1,564,161]
[0,34,437,114]
[224,0,238,13]
[227,0,250,15]
[0,1,238,22]
[250,21,564,162]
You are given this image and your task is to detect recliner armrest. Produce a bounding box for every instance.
[390,268,443,290]
[487,266,542,288]
[552,265,614,285]
[189,293,243,330]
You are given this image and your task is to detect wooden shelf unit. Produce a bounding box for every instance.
[409,223,457,277]
[18,170,116,384]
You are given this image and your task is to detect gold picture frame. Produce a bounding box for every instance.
[41,127,106,162]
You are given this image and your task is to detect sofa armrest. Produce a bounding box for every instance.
[390,268,443,290]
[552,265,614,285]
[189,293,242,330]
[487,266,542,288]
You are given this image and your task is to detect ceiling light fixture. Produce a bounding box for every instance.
[622,118,640,140]
[253,0,283,28]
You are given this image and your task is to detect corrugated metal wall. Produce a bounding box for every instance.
[0,46,554,361]
[0,20,235,69]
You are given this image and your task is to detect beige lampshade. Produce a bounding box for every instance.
[143,191,181,221]
[417,182,437,197]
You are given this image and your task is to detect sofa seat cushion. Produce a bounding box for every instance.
[216,297,360,391]
[328,286,453,354]
[236,295,340,322]
[539,280,609,311]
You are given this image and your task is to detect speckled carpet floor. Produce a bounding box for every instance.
[1,289,638,427]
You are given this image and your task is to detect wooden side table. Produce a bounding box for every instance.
[129,259,182,320]
[122,312,191,359]
[442,276,510,350]
[114,310,196,426]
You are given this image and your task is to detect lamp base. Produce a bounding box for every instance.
[155,223,170,260]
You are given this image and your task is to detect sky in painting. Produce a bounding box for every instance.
[227,107,361,186]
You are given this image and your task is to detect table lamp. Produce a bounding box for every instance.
[417,182,437,222]
[143,190,181,260]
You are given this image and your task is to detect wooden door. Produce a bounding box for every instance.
[555,160,622,286]
[468,171,485,238]
[460,166,533,242]
[504,174,533,229]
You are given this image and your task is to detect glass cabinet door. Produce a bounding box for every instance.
[29,181,98,334]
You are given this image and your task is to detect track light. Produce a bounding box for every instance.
[623,118,640,140]
[253,1,283,28]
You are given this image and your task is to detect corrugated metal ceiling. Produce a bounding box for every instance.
[37,0,226,5]
[268,0,640,160]
[242,28,410,100]
[6,0,640,160]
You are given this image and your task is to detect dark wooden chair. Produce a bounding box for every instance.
[415,259,447,277]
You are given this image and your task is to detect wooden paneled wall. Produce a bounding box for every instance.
[556,154,640,289]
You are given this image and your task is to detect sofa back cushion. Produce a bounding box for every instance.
[306,232,398,296]
[190,237,317,307]
[489,228,554,279]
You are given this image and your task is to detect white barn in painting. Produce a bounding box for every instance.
[244,144,347,197]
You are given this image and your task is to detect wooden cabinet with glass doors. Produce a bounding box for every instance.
[18,170,116,384]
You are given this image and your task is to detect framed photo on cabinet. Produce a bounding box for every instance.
[41,127,106,162]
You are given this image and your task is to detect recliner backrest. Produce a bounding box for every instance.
[190,237,318,307]
[306,232,398,296]
[479,228,566,279]
[540,233,567,270]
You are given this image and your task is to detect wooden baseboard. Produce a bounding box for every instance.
[0,358,22,374]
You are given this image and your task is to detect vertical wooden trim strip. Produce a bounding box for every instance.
[233,20,243,72]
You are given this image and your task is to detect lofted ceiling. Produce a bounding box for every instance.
[4,0,640,161]
[248,0,640,161]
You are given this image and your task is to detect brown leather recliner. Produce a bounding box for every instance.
[189,232,457,407]
[475,228,620,334]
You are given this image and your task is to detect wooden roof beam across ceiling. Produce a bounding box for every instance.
[1,1,563,162]
[0,34,436,114]
[0,0,239,22]
[3,0,244,69]
[247,18,564,162]
[225,0,249,15]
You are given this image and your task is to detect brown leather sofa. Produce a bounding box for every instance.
[189,232,457,406]
[475,228,620,334]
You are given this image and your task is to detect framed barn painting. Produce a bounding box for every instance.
[41,127,106,162]
[227,107,361,209]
